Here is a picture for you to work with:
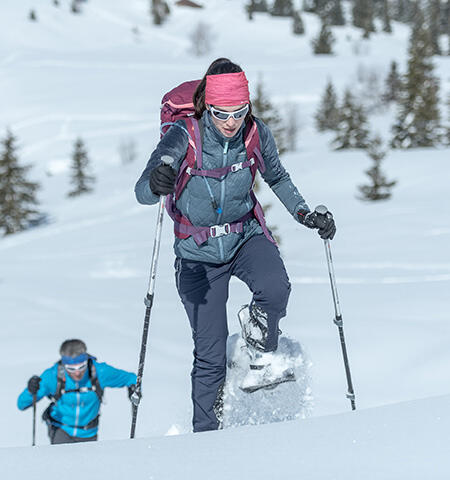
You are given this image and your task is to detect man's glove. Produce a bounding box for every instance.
[149,164,177,196]
[128,384,142,406]
[27,376,41,395]
[298,209,336,240]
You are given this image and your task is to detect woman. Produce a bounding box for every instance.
[135,58,336,433]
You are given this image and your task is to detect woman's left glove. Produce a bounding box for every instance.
[298,209,336,240]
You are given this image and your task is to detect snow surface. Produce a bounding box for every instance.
[1,0,450,476]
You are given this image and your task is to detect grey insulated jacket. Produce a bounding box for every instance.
[135,110,310,264]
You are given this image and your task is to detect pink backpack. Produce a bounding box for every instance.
[160,80,275,246]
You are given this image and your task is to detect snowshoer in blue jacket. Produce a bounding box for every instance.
[17,339,138,445]
[135,58,336,433]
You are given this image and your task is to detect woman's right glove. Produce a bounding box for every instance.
[27,376,41,395]
[149,164,177,196]
[298,209,336,240]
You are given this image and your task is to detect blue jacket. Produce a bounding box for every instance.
[17,361,137,438]
[135,111,310,264]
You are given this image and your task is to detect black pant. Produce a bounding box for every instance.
[49,427,97,445]
[175,234,291,432]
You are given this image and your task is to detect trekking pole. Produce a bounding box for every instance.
[315,205,356,411]
[32,394,37,446]
[130,155,174,439]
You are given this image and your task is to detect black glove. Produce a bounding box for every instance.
[27,376,41,395]
[298,209,336,240]
[128,384,142,406]
[149,164,177,196]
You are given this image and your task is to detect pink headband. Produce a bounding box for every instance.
[205,72,250,106]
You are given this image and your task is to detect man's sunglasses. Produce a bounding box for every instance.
[210,104,249,122]
[64,360,88,373]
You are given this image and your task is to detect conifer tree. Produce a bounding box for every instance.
[315,79,339,131]
[67,138,95,197]
[0,130,41,236]
[327,0,346,26]
[302,0,316,13]
[246,0,268,15]
[29,9,37,21]
[392,0,414,24]
[151,0,170,26]
[352,0,376,34]
[391,7,442,148]
[311,20,335,54]
[428,0,443,55]
[293,10,305,35]
[382,60,402,103]
[358,136,397,201]
[71,0,81,14]
[381,0,393,33]
[332,89,370,149]
[270,0,294,17]
[252,77,286,155]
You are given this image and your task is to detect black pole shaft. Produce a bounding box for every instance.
[130,297,153,439]
[32,394,37,446]
[323,239,356,410]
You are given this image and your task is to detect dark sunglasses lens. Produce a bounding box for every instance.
[234,108,248,119]
[212,110,230,121]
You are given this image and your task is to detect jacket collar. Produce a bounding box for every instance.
[201,110,246,147]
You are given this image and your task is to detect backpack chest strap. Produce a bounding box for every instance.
[175,210,254,245]
[186,158,255,179]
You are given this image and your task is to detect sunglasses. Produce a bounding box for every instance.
[64,360,88,373]
[210,104,249,122]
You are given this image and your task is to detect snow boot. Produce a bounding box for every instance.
[238,304,295,393]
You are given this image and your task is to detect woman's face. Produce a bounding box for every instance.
[208,104,247,138]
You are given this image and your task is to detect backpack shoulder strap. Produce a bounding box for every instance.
[88,359,103,403]
[244,118,265,179]
[52,361,66,402]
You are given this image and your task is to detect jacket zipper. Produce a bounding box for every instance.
[74,383,80,437]
[217,141,229,262]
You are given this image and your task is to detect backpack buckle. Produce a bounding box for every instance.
[210,223,231,238]
[231,162,243,172]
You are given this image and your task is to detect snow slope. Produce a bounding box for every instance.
[2,394,450,480]
[1,0,450,467]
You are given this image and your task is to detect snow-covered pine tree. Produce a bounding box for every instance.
[302,0,316,13]
[427,0,443,55]
[358,135,397,201]
[311,19,335,54]
[382,60,402,103]
[293,10,305,34]
[71,0,81,14]
[246,0,268,16]
[327,0,346,26]
[28,9,37,21]
[381,0,393,33]
[151,0,170,26]
[315,79,339,131]
[252,77,287,155]
[67,138,95,197]
[0,130,41,236]
[352,0,376,34]
[391,7,442,148]
[392,0,416,24]
[270,0,294,17]
[332,89,370,149]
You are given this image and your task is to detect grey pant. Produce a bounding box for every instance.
[175,234,291,432]
[50,427,97,445]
